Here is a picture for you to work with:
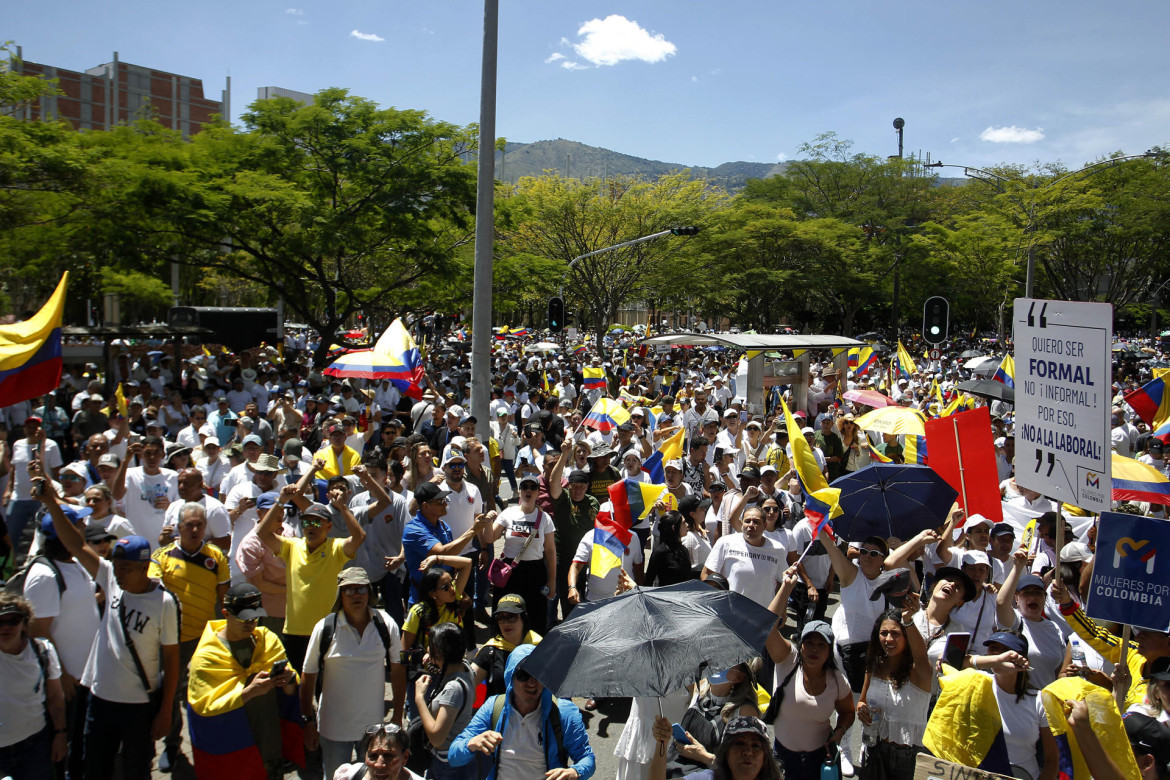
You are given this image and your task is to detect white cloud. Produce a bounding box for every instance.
[285,7,303,14]
[950,137,960,144]
[545,53,566,63]
[776,152,788,161]
[570,15,676,67]
[691,75,698,83]
[980,125,1045,144]
[350,29,385,42]
[561,60,586,71]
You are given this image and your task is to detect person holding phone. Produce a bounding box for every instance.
[855,603,933,779]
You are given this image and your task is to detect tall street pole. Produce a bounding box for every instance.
[470,0,498,427]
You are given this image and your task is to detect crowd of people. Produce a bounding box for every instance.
[0,323,1168,780]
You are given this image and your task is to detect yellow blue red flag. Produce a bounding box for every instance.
[992,354,1015,389]
[0,273,68,406]
[582,398,629,432]
[1125,375,1170,430]
[583,366,606,391]
[780,399,842,538]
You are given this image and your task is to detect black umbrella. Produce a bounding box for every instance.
[959,349,985,359]
[870,343,891,354]
[830,464,958,541]
[521,581,777,699]
[957,378,1014,404]
[855,331,882,342]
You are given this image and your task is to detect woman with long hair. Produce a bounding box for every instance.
[646,510,695,587]
[838,415,871,475]
[410,623,476,779]
[401,558,472,661]
[763,566,855,780]
[649,715,782,780]
[404,442,436,493]
[681,499,713,575]
[470,594,540,697]
[484,474,557,634]
[856,605,933,779]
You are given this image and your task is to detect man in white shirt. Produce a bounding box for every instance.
[163,469,231,549]
[568,513,644,606]
[111,437,179,548]
[438,447,486,635]
[701,506,787,608]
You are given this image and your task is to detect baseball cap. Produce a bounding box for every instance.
[223,583,267,621]
[663,459,684,472]
[283,439,303,459]
[1125,712,1170,767]
[1015,574,1047,592]
[441,448,467,466]
[496,594,527,614]
[111,535,152,562]
[567,469,591,484]
[97,453,121,468]
[301,503,332,522]
[85,525,118,544]
[39,504,92,539]
[961,550,991,569]
[800,620,834,645]
[241,434,263,447]
[990,523,1015,537]
[518,475,540,489]
[984,631,1028,655]
[255,491,282,512]
[722,408,738,419]
[1060,541,1093,563]
[722,716,767,742]
[739,465,761,480]
[414,482,452,504]
[678,495,711,515]
[965,514,993,530]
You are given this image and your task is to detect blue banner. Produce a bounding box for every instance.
[1086,511,1170,632]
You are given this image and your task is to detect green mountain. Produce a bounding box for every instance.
[495,138,784,192]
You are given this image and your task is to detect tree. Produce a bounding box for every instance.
[498,172,727,350]
[107,88,478,363]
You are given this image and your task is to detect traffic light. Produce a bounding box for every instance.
[922,296,950,344]
[670,226,699,236]
[548,296,565,333]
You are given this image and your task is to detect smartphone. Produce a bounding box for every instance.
[272,659,288,677]
[714,447,724,461]
[30,479,44,498]
[672,723,691,744]
[942,632,972,670]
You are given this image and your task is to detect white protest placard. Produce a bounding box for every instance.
[1013,298,1112,510]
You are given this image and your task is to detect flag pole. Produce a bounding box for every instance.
[1116,624,1132,710]
[952,422,970,524]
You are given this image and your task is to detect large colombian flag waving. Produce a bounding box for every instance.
[591,479,668,579]
[0,273,68,406]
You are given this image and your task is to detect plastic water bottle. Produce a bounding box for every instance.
[1071,638,1086,668]
[863,704,882,747]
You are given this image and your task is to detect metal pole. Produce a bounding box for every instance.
[470,0,499,428]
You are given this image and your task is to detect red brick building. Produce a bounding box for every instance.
[11,50,225,137]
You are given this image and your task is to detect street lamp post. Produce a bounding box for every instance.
[470,0,498,428]
[924,152,1162,298]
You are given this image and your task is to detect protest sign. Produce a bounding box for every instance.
[1086,510,1170,632]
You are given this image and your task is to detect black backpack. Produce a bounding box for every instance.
[317,610,394,681]
[3,555,65,596]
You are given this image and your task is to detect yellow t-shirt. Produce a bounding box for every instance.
[314,445,361,479]
[401,590,464,649]
[149,542,230,643]
[277,537,354,636]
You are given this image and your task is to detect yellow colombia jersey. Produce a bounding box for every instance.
[150,542,230,643]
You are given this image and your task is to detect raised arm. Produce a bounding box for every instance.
[354,464,391,519]
[818,524,860,588]
[112,440,142,500]
[884,529,939,572]
[332,493,366,559]
[257,484,299,555]
[31,469,100,578]
[996,547,1028,629]
[765,566,801,663]
[933,509,963,567]
[547,440,573,502]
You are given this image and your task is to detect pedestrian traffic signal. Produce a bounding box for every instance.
[548,297,565,332]
[922,296,949,344]
[670,227,700,236]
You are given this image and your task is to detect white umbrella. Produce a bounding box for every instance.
[525,342,561,353]
[964,355,1000,371]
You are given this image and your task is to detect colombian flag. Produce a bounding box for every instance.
[924,667,1012,775]
[848,347,877,376]
[867,442,893,463]
[573,344,587,356]
[582,397,630,432]
[904,435,928,465]
[1111,452,1170,504]
[1125,375,1170,430]
[324,318,424,399]
[992,354,1016,390]
[0,273,68,407]
[608,478,668,529]
[591,503,629,579]
[583,366,606,391]
[894,341,917,380]
[780,399,842,538]
[641,426,686,484]
[1041,677,1141,780]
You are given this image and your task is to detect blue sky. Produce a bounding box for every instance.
[10,1,1170,171]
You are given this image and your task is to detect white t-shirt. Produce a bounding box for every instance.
[0,638,61,748]
[303,609,401,742]
[164,494,231,541]
[1011,613,1068,689]
[951,590,997,653]
[703,533,786,608]
[121,467,179,547]
[494,506,555,561]
[573,528,643,602]
[991,682,1045,780]
[830,570,885,646]
[9,438,63,499]
[225,482,263,585]
[682,531,712,570]
[443,479,484,556]
[23,558,100,676]
[789,519,833,588]
[81,558,180,704]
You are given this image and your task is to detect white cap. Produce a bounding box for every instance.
[961,550,991,568]
[1060,541,1093,563]
[965,514,993,530]
[800,426,815,436]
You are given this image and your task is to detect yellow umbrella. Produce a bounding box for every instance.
[853,406,928,436]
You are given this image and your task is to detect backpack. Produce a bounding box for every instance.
[3,555,65,596]
[318,610,394,681]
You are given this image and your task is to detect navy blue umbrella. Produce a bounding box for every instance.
[829,464,958,542]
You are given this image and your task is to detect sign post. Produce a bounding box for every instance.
[1086,511,1170,632]
[1012,298,1112,511]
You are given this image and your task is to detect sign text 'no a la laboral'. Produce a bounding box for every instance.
[1013,298,1112,511]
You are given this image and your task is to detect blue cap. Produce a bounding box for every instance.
[111,535,152,561]
[1015,574,1046,592]
[984,631,1028,655]
[40,505,92,539]
[255,491,281,512]
[242,434,263,447]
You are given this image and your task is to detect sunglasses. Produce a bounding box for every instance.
[427,498,449,506]
[447,463,465,469]
[858,548,885,558]
[341,585,369,596]
[364,722,404,737]
[513,668,534,683]
[302,519,325,529]
[762,506,779,513]
[0,615,24,627]
[495,612,521,623]
[436,582,454,592]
